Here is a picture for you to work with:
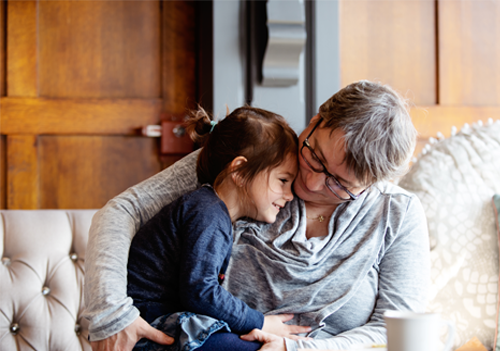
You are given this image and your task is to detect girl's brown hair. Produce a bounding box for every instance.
[185,106,298,189]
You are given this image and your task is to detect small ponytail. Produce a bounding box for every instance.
[185,107,214,146]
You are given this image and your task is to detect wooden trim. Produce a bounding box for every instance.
[7,135,39,209]
[410,105,500,139]
[434,0,439,104]
[162,1,197,115]
[8,0,37,96]
[0,97,163,135]
[0,135,5,209]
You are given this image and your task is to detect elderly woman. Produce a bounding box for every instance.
[84,81,429,351]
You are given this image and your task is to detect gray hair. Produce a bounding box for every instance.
[318,80,417,185]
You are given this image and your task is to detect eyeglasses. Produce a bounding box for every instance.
[300,118,364,201]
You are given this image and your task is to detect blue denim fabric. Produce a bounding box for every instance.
[196,332,262,351]
[127,186,263,333]
[133,312,231,351]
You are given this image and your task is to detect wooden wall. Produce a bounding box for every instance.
[2,1,498,208]
[0,0,6,209]
[339,0,500,156]
[0,1,197,209]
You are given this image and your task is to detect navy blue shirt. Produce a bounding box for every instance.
[127,186,264,334]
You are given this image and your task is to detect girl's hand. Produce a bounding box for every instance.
[262,314,312,340]
[241,329,286,351]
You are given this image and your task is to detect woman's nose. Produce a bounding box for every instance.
[305,170,325,191]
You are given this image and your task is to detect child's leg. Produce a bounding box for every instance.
[197,332,262,351]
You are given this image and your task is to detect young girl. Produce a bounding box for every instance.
[127,106,299,350]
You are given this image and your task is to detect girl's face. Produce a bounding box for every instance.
[245,153,298,223]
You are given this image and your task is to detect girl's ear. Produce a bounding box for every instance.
[230,156,248,187]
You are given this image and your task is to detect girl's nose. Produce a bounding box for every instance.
[283,186,294,201]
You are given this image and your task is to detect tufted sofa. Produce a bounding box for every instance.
[0,210,96,351]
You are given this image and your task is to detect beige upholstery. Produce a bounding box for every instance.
[0,210,97,351]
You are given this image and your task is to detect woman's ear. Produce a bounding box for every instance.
[309,114,321,125]
[230,156,248,187]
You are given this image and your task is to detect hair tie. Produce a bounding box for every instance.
[210,120,218,133]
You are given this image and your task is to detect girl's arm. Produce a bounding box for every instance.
[285,197,430,351]
[84,149,201,342]
[178,203,265,334]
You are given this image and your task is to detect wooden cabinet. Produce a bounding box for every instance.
[2,0,499,208]
[0,1,197,209]
[339,0,500,156]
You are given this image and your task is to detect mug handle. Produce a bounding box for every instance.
[441,320,456,351]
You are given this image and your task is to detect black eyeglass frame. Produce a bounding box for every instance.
[300,117,364,201]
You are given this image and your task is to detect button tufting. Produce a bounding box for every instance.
[10,323,19,335]
[2,257,11,266]
[42,287,51,296]
[70,253,78,262]
[75,324,81,335]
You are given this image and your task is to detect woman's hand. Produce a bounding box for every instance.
[262,314,311,340]
[90,316,174,351]
[241,329,286,351]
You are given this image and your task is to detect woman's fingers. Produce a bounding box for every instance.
[241,329,270,342]
[241,329,286,351]
[91,317,150,351]
[274,313,312,334]
[275,313,294,322]
[139,321,175,346]
[286,334,313,341]
[285,324,312,335]
[263,314,312,337]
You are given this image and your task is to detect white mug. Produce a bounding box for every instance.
[384,311,455,351]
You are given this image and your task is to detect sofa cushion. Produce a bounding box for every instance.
[0,210,96,351]
[398,120,500,350]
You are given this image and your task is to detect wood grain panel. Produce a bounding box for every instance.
[1,98,162,135]
[0,135,5,209]
[38,1,160,98]
[0,0,5,97]
[162,1,197,115]
[410,105,500,139]
[410,106,500,158]
[439,1,500,105]
[7,1,37,97]
[2,1,199,209]
[7,135,39,209]
[339,0,436,105]
[39,136,161,209]
[0,0,4,207]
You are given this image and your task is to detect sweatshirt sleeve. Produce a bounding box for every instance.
[177,200,264,334]
[83,149,201,341]
[287,196,430,350]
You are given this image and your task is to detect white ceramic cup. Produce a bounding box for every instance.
[384,311,455,351]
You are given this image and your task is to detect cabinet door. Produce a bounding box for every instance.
[339,0,500,157]
[0,1,197,209]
